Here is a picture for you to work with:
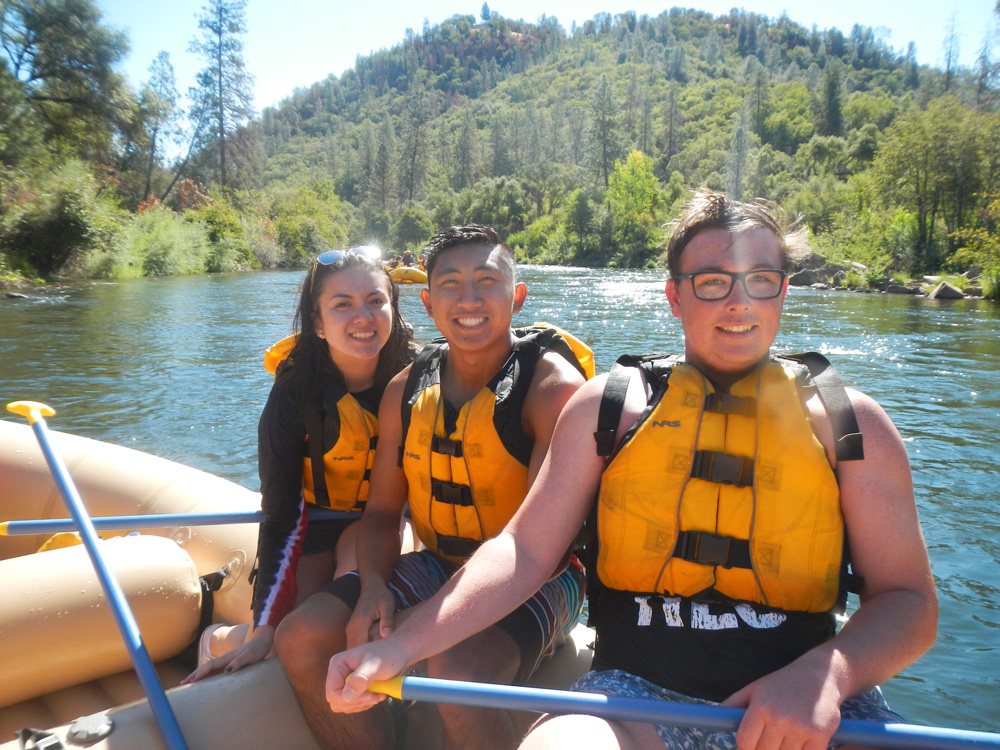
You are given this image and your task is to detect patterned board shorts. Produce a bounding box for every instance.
[324,549,586,683]
[571,669,906,750]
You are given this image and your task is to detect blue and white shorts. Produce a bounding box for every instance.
[570,669,905,750]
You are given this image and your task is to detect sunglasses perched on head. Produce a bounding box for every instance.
[308,249,390,293]
[675,269,787,301]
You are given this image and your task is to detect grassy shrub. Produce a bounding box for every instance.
[185,199,255,270]
[111,207,211,278]
[0,161,124,278]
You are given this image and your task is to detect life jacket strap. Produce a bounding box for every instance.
[673,530,752,569]
[436,534,482,559]
[704,392,756,417]
[431,479,474,507]
[691,450,755,487]
[595,362,633,456]
[432,435,463,457]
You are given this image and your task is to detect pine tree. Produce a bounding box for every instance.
[188,0,255,191]
[589,75,622,187]
[142,52,179,200]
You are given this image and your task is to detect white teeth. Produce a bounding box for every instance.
[721,325,752,333]
[351,331,376,340]
[457,317,485,327]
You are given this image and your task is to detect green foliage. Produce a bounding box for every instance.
[108,206,211,278]
[184,198,254,269]
[0,160,123,278]
[607,150,662,267]
[391,205,434,250]
[270,183,351,264]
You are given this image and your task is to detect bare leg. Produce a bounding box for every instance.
[295,548,338,604]
[427,624,521,750]
[275,592,394,750]
[521,714,664,750]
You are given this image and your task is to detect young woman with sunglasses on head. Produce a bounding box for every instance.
[183,248,416,682]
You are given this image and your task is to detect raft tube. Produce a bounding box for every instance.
[0,534,201,708]
[389,265,427,284]
[0,420,259,625]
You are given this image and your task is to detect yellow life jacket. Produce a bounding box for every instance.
[596,356,850,613]
[264,334,377,512]
[400,324,594,562]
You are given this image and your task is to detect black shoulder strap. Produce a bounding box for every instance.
[398,342,445,467]
[593,353,679,457]
[594,362,632,457]
[784,352,865,462]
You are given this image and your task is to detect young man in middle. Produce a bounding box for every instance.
[275,224,590,750]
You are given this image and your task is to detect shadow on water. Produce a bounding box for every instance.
[2,268,999,731]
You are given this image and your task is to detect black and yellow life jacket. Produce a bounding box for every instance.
[399,324,594,563]
[592,352,864,614]
[264,335,377,513]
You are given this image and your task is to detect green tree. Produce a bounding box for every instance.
[141,52,179,200]
[607,150,661,267]
[188,0,255,191]
[589,75,622,187]
[0,0,129,160]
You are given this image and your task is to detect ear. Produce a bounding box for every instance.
[512,282,527,314]
[665,279,682,319]
[314,317,326,339]
[420,287,433,317]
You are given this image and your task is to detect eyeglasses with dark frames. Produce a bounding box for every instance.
[675,269,787,301]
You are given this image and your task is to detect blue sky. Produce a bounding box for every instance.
[98,0,996,112]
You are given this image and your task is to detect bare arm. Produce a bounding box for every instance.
[327,374,612,703]
[345,369,413,646]
[726,389,938,750]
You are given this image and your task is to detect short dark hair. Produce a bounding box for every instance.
[423,224,516,282]
[665,190,806,279]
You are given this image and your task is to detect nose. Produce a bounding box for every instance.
[353,304,375,322]
[725,277,753,308]
[456,281,481,307]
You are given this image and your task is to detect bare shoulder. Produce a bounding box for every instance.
[804,386,905,468]
[522,351,588,441]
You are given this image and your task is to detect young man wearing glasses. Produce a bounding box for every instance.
[276,225,589,750]
[327,192,938,750]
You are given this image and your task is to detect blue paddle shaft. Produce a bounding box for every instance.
[27,418,189,750]
[3,507,357,535]
[398,677,1000,750]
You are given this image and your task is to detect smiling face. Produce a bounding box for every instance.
[665,227,788,389]
[313,265,394,382]
[420,242,526,355]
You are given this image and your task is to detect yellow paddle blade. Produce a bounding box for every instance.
[364,676,404,700]
[6,401,55,423]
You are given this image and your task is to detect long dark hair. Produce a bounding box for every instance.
[279,250,414,400]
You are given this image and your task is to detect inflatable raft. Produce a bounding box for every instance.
[0,420,593,750]
[389,265,427,284]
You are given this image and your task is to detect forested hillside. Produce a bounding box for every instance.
[2,2,999,297]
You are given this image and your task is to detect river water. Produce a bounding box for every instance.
[2,266,998,734]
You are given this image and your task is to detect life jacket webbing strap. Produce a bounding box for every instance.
[673,530,752,569]
[431,479,474,507]
[436,534,482,559]
[432,435,463,457]
[691,449,755,487]
[398,344,443,467]
[595,362,632,456]
[704,392,756,417]
[785,352,865,462]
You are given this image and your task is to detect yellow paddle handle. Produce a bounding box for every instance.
[350,673,404,700]
[6,401,55,424]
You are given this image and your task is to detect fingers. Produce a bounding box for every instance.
[180,652,236,684]
[378,604,394,638]
[326,652,386,714]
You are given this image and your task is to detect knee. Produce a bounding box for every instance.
[427,628,520,684]
[274,597,348,673]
